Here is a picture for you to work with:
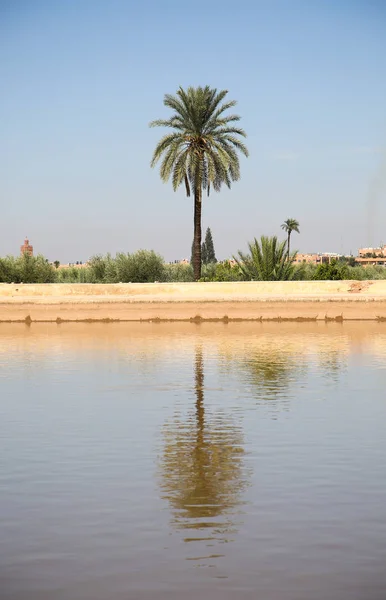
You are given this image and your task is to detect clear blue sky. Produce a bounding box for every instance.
[1,0,386,262]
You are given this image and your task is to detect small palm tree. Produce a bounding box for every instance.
[234,235,296,281]
[150,86,248,280]
[281,218,300,258]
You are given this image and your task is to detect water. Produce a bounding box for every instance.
[1,322,386,600]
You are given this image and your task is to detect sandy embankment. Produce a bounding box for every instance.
[1,281,386,322]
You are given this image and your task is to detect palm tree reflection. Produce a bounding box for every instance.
[158,344,249,561]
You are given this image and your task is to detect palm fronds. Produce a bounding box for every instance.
[234,236,296,281]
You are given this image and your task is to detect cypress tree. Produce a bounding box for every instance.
[192,234,213,265]
[201,241,208,265]
[204,228,217,263]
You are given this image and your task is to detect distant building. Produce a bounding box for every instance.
[294,248,386,267]
[294,253,321,264]
[167,259,190,265]
[57,262,87,269]
[20,238,33,256]
[358,245,386,258]
[294,253,340,265]
[356,245,386,265]
[356,256,386,265]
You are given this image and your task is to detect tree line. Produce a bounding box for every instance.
[1,245,386,284]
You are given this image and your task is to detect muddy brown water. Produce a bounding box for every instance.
[1,322,386,600]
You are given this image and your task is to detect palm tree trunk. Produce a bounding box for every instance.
[194,345,205,478]
[193,187,202,280]
[195,345,204,430]
[287,232,290,260]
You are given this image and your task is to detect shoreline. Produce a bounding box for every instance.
[1,281,386,322]
[1,321,385,359]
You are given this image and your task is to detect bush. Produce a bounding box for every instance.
[0,256,18,283]
[59,251,167,284]
[293,262,386,281]
[0,254,57,283]
[88,254,108,282]
[200,260,243,282]
[199,263,217,281]
[312,259,349,280]
[56,266,96,283]
[162,263,194,282]
[354,265,386,280]
[345,265,367,280]
[292,262,317,280]
[56,267,78,283]
[104,250,165,283]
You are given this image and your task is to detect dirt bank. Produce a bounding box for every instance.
[1,281,386,322]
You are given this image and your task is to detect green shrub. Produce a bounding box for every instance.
[162,263,194,282]
[200,262,217,281]
[56,267,78,283]
[104,250,165,283]
[312,259,349,280]
[345,265,367,280]
[0,254,57,283]
[56,266,96,283]
[293,262,386,281]
[88,254,108,282]
[356,265,386,280]
[0,256,18,283]
[292,262,317,280]
[200,260,243,282]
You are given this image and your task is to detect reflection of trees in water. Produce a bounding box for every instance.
[243,350,300,398]
[233,346,306,416]
[221,336,346,413]
[317,349,346,381]
[217,335,304,406]
[158,345,249,559]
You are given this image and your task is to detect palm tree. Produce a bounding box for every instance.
[281,218,300,258]
[233,235,296,281]
[150,86,248,280]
